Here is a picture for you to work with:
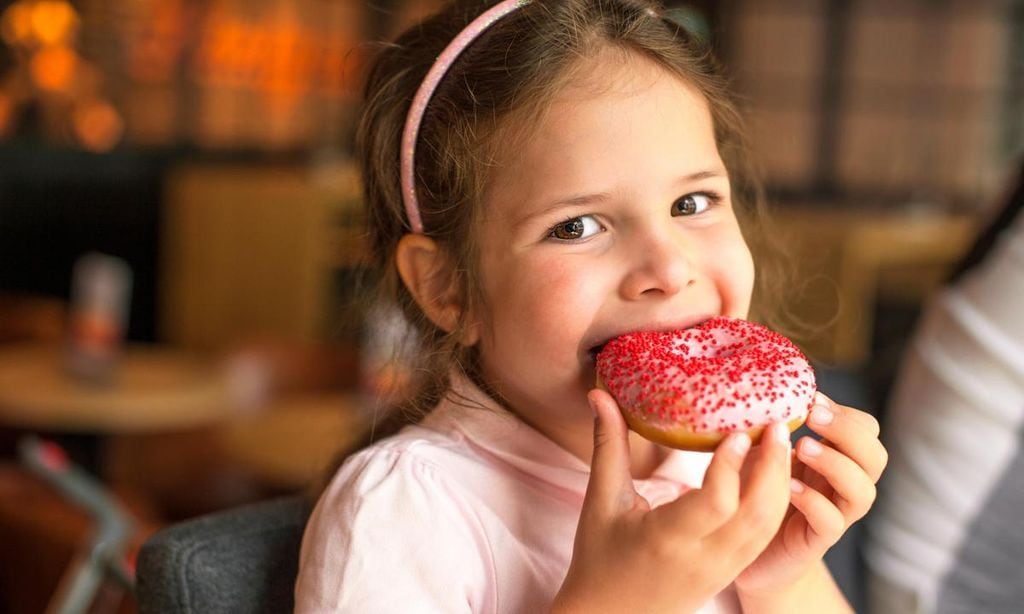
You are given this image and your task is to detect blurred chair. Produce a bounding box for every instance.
[136,496,311,614]
[0,444,161,614]
[0,294,122,611]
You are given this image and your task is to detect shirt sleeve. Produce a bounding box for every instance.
[295,446,494,613]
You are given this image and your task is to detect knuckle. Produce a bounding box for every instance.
[843,484,876,519]
[821,510,846,539]
[864,414,881,437]
[877,445,890,475]
[708,488,738,519]
[592,423,620,451]
[650,532,682,561]
[860,484,878,512]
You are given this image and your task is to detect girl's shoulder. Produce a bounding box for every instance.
[297,423,496,611]
[318,418,493,511]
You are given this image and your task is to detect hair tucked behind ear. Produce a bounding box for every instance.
[316,0,796,491]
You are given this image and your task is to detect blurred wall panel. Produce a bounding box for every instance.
[724,0,1019,205]
[730,0,825,190]
[159,164,336,350]
[839,0,1009,200]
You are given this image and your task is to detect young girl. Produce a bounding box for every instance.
[295,0,888,611]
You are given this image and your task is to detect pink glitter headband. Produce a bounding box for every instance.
[400,0,531,234]
[399,1,662,233]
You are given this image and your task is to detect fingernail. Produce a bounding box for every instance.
[811,406,834,425]
[588,395,599,417]
[731,432,751,455]
[773,421,791,446]
[790,478,805,493]
[814,391,830,409]
[801,438,823,458]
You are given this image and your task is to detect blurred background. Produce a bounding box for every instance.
[0,0,1020,611]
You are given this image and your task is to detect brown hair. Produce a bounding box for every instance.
[349,0,793,449]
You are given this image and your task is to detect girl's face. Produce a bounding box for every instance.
[469,52,754,454]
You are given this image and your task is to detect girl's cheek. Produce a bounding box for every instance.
[517,254,578,288]
[703,233,754,315]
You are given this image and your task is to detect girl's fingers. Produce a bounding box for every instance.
[788,478,846,546]
[654,431,750,535]
[795,436,877,522]
[804,393,888,483]
[811,392,881,436]
[793,443,835,499]
[584,389,646,519]
[706,422,792,551]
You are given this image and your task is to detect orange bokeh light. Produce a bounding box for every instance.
[30,44,78,93]
[72,100,123,152]
[29,0,78,46]
[1,3,33,46]
[1,0,78,47]
[192,14,361,100]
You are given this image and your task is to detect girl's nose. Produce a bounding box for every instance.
[618,228,697,300]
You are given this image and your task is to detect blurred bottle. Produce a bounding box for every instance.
[66,252,132,385]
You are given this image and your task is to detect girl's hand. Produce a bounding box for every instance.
[734,392,889,596]
[551,389,793,613]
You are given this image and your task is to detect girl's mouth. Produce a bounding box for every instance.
[583,316,716,365]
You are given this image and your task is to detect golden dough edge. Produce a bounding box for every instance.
[596,376,809,452]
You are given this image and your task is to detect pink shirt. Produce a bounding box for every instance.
[295,376,741,613]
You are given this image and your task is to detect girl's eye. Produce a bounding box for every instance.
[672,193,715,216]
[549,215,602,241]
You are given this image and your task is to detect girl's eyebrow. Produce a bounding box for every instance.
[674,168,727,184]
[523,168,727,221]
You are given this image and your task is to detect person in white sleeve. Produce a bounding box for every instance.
[865,162,1024,614]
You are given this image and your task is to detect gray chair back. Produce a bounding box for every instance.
[136,496,311,614]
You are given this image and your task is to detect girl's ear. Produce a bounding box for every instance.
[395,233,478,345]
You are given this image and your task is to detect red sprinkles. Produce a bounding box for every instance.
[596,317,816,434]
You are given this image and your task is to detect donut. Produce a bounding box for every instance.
[595,317,815,451]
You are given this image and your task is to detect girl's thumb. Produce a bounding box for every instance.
[584,388,640,518]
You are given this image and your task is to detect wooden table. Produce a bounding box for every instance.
[220,393,369,488]
[0,343,232,433]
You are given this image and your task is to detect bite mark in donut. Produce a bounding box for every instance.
[595,317,815,451]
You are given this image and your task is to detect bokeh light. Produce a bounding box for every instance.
[29,0,78,46]
[29,45,78,93]
[72,99,123,152]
